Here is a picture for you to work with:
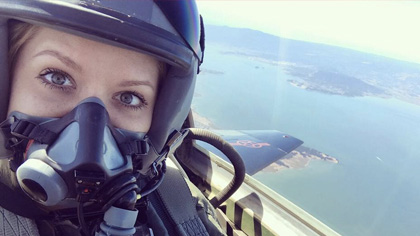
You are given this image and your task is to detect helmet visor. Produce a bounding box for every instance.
[0,0,201,69]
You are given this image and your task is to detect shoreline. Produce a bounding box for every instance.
[191,110,217,129]
[263,146,339,172]
[191,110,339,172]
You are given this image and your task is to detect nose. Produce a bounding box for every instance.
[64,97,125,169]
[78,97,106,107]
[74,97,109,168]
[58,97,125,170]
[77,83,110,108]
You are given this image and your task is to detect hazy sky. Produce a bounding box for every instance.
[197,1,420,64]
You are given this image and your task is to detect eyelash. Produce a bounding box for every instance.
[36,68,148,111]
[36,68,74,92]
[113,91,148,111]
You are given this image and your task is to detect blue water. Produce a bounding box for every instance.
[192,44,420,235]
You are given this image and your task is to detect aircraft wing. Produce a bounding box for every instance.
[196,130,303,175]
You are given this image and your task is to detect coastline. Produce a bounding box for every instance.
[191,110,339,172]
[263,146,339,172]
[191,110,216,129]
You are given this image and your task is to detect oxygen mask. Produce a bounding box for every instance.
[1,97,152,210]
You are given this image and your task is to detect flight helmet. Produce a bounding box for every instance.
[0,0,205,176]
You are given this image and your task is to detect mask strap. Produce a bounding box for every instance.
[0,118,28,171]
[120,138,151,170]
[0,117,15,159]
[120,139,150,156]
[10,119,57,144]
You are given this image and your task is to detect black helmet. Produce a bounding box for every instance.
[0,0,205,174]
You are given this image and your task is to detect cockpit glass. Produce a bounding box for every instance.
[194,1,420,235]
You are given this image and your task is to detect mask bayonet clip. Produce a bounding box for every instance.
[166,129,190,157]
[151,129,189,175]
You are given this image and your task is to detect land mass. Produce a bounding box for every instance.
[263,146,338,172]
[192,110,216,129]
[206,25,420,106]
[200,68,225,75]
[192,111,338,172]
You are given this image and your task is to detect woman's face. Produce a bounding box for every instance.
[8,27,160,132]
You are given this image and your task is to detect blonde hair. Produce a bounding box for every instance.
[8,21,39,73]
[8,21,166,81]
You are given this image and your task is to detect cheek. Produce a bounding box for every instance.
[8,55,75,117]
[108,87,158,133]
[8,73,76,118]
[8,68,45,116]
[108,106,154,133]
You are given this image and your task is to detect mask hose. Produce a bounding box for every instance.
[75,161,166,236]
[185,128,245,208]
[78,202,90,236]
[137,161,167,200]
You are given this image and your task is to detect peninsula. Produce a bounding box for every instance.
[263,146,338,172]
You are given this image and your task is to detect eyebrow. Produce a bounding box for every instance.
[33,50,82,72]
[118,80,156,91]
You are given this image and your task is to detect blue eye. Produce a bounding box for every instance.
[50,72,67,85]
[120,92,137,105]
[37,68,74,91]
[114,91,148,110]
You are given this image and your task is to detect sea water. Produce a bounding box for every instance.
[192,43,420,235]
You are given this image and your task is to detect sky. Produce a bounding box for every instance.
[197,1,420,64]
